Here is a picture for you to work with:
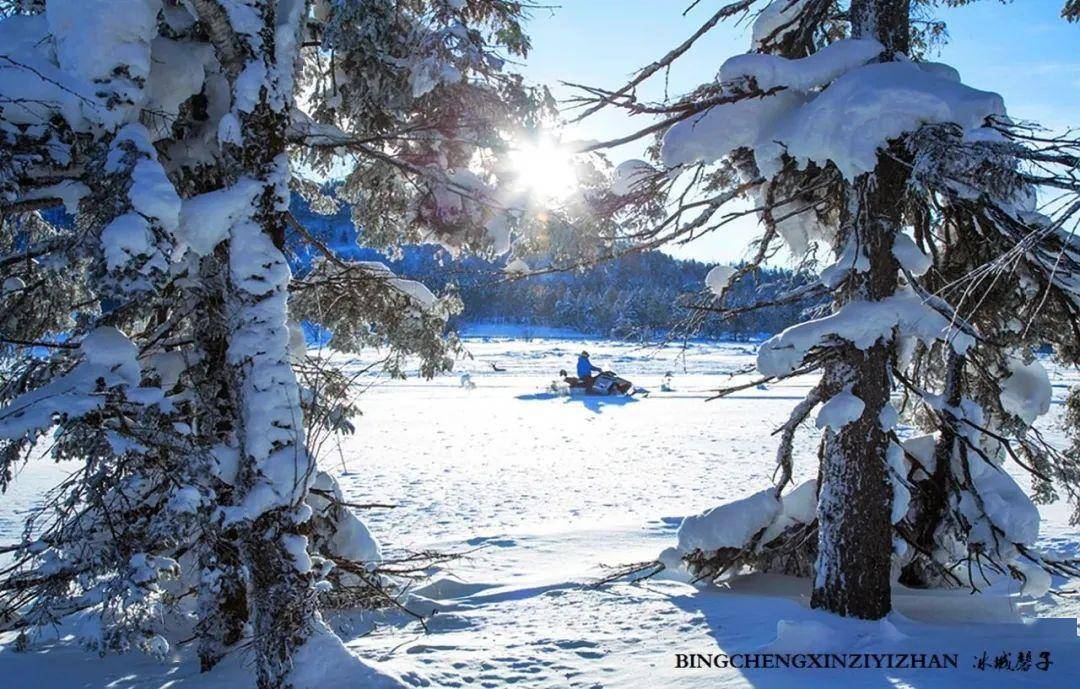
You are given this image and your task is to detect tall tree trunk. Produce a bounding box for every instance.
[186,1,316,686]
[810,201,900,619]
[194,248,249,672]
[229,98,319,687]
[810,0,910,619]
[229,80,317,689]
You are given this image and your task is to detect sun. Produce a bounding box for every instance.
[507,136,577,202]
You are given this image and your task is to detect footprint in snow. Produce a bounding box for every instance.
[550,639,598,650]
[465,535,517,548]
[412,578,493,601]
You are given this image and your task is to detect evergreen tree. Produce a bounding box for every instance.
[0,1,542,686]
[580,0,1080,619]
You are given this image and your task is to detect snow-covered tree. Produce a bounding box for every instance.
[0,1,543,686]
[581,0,1080,619]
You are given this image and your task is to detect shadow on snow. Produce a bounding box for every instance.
[514,390,641,414]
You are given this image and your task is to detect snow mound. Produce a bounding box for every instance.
[893,232,933,276]
[327,507,381,564]
[1014,560,1052,599]
[81,326,141,383]
[757,288,974,378]
[962,456,1040,547]
[815,389,865,431]
[902,433,937,475]
[0,327,150,440]
[47,0,158,85]
[45,0,160,130]
[663,46,1005,184]
[129,160,182,232]
[355,261,437,310]
[719,39,882,93]
[309,472,382,563]
[677,488,781,554]
[760,479,817,543]
[100,213,156,272]
[0,14,95,130]
[178,179,262,256]
[887,442,911,524]
[705,264,737,296]
[22,181,89,215]
[764,61,1005,179]
[611,159,654,196]
[661,90,807,168]
[145,37,213,138]
[999,356,1052,426]
[289,623,409,689]
[504,257,531,275]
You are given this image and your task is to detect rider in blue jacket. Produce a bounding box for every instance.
[577,351,601,385]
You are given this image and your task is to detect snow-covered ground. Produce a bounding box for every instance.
[1,336,1078,688]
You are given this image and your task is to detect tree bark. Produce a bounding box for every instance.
[849,0,910,57]
[810,0,910,620]
[231,89,317,689]
[232,99,319,688]
[899,351,963,587]
[189,2,316,686]
[810,199,900,619]
[194,247,249,672]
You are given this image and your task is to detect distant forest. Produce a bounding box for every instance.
[453,253,810,340]
[292,200,812,340]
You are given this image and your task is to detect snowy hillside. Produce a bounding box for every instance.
[3,337,1077,688]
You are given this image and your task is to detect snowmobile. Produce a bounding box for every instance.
[557,369,636,396]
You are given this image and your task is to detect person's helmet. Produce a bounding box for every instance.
[581,351,589,357]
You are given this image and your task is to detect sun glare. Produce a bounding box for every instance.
[507,137,577,202]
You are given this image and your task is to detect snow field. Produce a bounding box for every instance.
[333,337,1080,688]
[1,337,1077,688]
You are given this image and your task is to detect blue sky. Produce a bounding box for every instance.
[519,0,1080,264]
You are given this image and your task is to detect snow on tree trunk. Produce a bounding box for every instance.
[194,2,322,686]
[810,0,911,620]
[811,327,895,619]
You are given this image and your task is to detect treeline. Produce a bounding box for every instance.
[291,201,811,340]
[452,252,810,340]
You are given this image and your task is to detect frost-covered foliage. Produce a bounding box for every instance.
[579,0,1080,617]
[290,258,463,379]
[293,0,552,255]
[0,0,543,686]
